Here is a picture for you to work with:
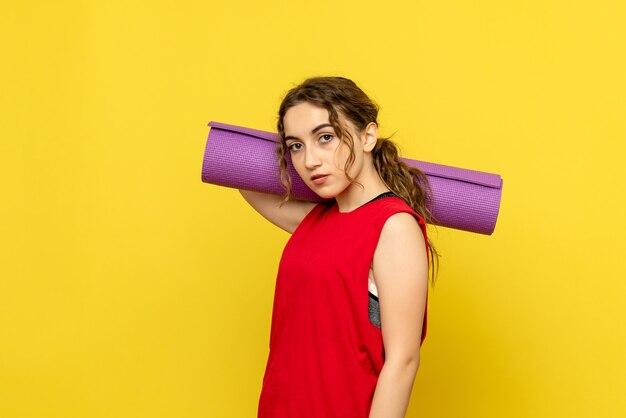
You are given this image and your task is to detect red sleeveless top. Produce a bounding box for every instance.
[258,195,429,418]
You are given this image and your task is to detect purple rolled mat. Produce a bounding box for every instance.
[202,121,503,235]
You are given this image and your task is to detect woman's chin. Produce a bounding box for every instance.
[308,186,337,200]
[313,190,335,200]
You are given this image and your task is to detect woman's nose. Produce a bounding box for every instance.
[304,147,322,169]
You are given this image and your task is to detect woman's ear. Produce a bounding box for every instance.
[362,122,378,152]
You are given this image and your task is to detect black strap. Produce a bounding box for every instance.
[365,191,397,205]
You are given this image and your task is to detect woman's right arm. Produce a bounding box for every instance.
[239,190,318,234]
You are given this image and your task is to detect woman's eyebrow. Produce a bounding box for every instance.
[284,123,333,141]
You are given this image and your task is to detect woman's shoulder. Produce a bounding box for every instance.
[373,195,426,225]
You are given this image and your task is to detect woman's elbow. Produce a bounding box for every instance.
[386,352,421,372]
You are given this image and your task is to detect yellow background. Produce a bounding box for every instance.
[1,0,625,417]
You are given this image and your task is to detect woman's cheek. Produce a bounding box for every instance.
[333,146,350,170]
[293,156,308,179]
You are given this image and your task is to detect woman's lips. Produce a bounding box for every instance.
[311,174,329,185]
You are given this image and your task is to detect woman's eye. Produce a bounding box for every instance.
[288,143,302,152]
[320,134,333,143]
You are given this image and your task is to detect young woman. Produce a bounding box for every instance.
[240,77,439,418]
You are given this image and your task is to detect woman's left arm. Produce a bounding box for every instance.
[368,212,429,418]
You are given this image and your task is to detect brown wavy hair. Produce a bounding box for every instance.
[276,76,440,286]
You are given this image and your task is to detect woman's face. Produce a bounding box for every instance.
[283,102,366,199]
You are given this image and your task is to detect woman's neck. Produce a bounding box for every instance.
[335,164,390,213]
